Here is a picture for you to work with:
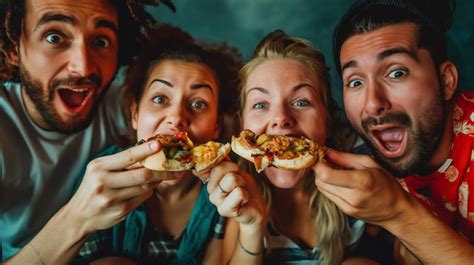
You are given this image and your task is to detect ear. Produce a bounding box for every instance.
[439,61,458,101]
[130,101,138,130]
[7,49,19,67]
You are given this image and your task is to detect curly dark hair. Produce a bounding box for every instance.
[123,23,242,142]
[0,0,175,82]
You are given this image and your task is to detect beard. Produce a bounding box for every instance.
[356,86,446,177]
[20,64,104,134]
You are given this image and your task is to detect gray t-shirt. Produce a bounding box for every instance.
[0,81,126,261]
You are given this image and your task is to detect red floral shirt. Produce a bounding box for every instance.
[399,92,474,243]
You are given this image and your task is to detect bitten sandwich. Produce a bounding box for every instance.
[139,132,230,172]
[231,129,324,173]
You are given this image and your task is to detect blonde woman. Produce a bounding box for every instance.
[198,30,377,265]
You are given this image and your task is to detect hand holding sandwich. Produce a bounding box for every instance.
[313,148,416,226]
[194,161,267,264]
[63,140,173,235]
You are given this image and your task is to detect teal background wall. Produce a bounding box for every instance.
[151,0,474,105]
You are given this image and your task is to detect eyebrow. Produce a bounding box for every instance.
[150,79,214,95]
[35,12,118,34]
[190,83,214,95]
[150,79,173,88]
[36,13,76,30]
[293,83,313,92]
[341,47,418,74]
[246,87,269,96]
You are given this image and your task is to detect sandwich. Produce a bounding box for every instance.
[138,131,231,172]
[231,129,324,173]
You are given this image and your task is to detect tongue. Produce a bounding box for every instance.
[376,127,405,151]
[58,89,87,108]
[382,141,401,151]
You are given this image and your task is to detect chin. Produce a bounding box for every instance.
[264,167,307,189]
[161,171,188,186]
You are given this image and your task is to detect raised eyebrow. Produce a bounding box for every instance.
[378,47,419,62]
[246,87,269,96]
[34,13,117,34]
[293,83,314,92]
[35,13,76,31]
[96,19,118,34]
[190,83,215,96]
[150,79,173,88]
[341,60,357,74]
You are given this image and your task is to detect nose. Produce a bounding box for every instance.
[364,80,391,116]
[166,104,189,131]
[270,104,295,130]
[66,41,97,77]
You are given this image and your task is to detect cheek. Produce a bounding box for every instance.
[242,110,267,135]
[98,55,118,84]
[302,113,327,144]
[190,113,219,143]
[343,96,361,124]
[135,110,162,140]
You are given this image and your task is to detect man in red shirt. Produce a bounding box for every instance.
[314,0,474,263]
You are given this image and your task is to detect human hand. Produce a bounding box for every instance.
[66,140,173,234]
[313,149,411,226]
[194,162,267,231]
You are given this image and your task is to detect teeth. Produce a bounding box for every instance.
[61,87,89,93]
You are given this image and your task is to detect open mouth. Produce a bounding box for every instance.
[371,126,408,158]
[57,87,92,113]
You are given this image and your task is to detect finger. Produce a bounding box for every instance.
[314,160,371,189]
[112,184,156,202]
[193,169,210,183]
[209,184,227,206]
[94,140,161,171]
[99,189,153,228]
[218,187,249,217]
[324,148,379,170]
[315,177,357,205]
[148,170,175,182]
[220,172,246,192]
[208,162,239,192]
[317,187,357,217]
[104,167,156,188]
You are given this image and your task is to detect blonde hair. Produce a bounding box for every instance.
[239,30,353,265]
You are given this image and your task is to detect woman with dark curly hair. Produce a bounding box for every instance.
[0,0,175,264]
[73,24,242,265]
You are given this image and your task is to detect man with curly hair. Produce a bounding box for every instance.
[0,0,174,263]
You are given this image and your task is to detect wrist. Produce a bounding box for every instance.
[381,193,424,235]
[239,219,266,238]
[56,202,91,241]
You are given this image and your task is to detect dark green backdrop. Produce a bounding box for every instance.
[151,0,474,104]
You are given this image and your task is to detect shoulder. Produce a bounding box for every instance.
[0,82,21,104]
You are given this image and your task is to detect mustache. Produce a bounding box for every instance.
[50,75,101,88]
[361,112,412,133]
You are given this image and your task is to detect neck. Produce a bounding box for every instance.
[155,172,200,201]
[21,87,50,129]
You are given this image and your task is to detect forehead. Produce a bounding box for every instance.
[147,60,218,89]
[247,58,317,87]
[340,22,419,66]
[25,0,118,25]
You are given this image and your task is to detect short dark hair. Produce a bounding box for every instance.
[333,0,456,76]
[123,24,242,141]
[0,0,175,82]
